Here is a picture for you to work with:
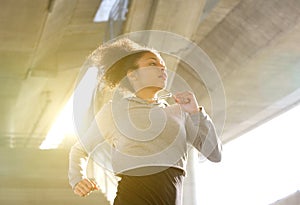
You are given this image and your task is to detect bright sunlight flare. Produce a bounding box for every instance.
[40,67,98,149]
[196,104,300,205]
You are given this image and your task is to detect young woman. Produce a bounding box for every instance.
[68,38,222,205]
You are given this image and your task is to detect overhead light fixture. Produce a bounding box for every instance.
[94,0,118,22]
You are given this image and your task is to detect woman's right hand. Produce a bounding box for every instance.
[73,178,99,197]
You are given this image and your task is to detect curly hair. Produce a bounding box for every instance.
[89,38,158,90]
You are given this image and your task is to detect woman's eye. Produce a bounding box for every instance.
[149,62,156,66]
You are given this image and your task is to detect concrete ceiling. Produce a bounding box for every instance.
[1,0,300,204]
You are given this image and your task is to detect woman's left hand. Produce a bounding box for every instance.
[173,91,199,114]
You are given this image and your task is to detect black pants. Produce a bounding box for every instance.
[113,167,184,205]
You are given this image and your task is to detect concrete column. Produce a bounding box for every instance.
[183,148,199,205]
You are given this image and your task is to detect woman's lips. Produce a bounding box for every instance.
[159,73,167,81]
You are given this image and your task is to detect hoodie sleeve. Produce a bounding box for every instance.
[68,142,89,189]
[186,107,222,162]
[68,102,113,189]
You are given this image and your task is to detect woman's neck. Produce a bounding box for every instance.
[135,88,159,103]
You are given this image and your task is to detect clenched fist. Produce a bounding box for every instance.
[173,91,199,114]
[74,178,99,197]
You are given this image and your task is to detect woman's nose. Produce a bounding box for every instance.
[161,67,168,76]
[159,64,166,71]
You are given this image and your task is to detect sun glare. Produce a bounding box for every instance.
[39,97,74,149]
[40,67,98,149]
[197,103,300,205]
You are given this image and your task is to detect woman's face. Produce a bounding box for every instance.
[128,52,168,92]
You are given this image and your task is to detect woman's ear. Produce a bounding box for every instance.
[127,70,137,81]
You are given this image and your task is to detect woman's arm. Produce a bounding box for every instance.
[173,91,222,162]
[68,142,99,197]
[68,103,113,197]
[187,107,222,162]
[68,142,88,188]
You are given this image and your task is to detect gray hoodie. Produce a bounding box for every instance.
[68,97,222,188]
